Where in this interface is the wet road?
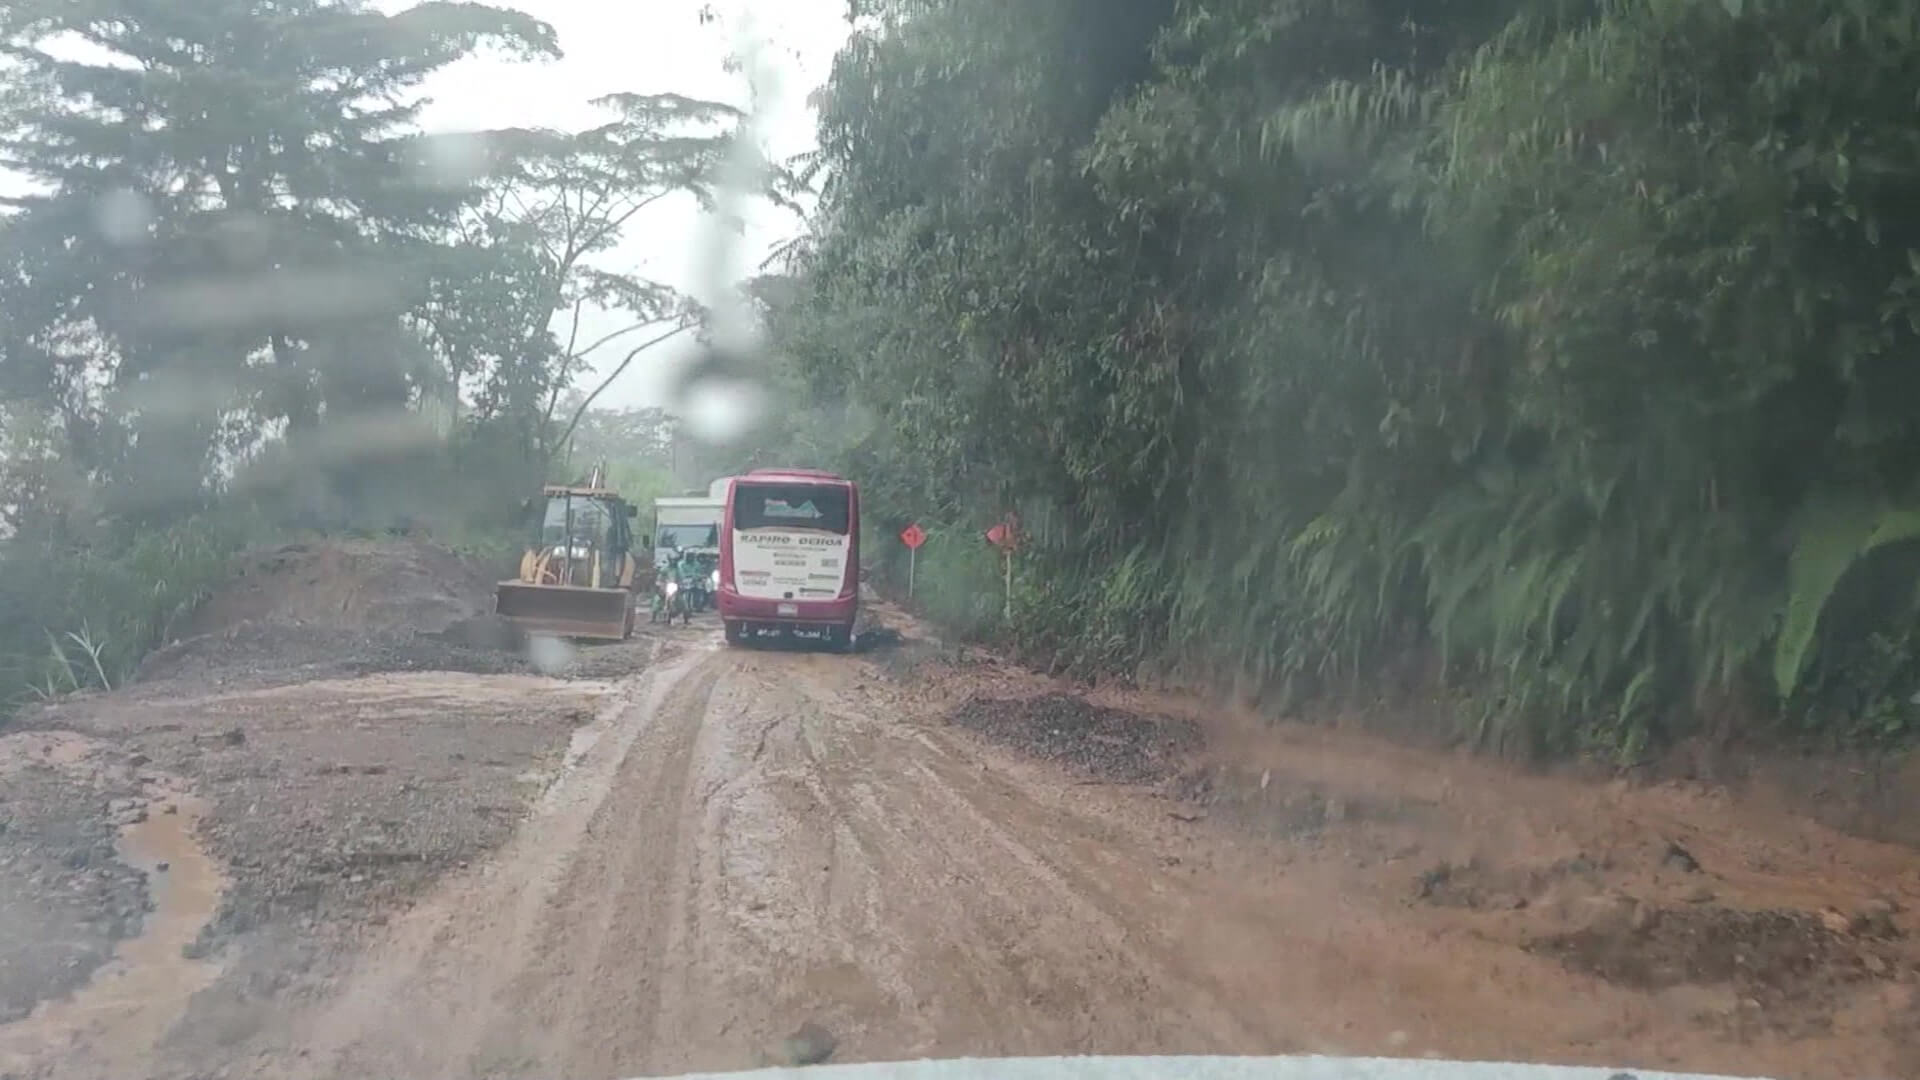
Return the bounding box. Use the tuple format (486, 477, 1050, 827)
(20, 625, 1917, 1080)
(268, 636, 1273, 1078)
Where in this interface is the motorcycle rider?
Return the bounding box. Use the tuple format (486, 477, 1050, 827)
(656, 546, 698, 626)
(652, 546, 685, 623)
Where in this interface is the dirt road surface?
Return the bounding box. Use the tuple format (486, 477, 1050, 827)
(4, 563, 1920, 1077)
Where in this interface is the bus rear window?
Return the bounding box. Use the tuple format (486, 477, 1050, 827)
(733, 484, 850, 534)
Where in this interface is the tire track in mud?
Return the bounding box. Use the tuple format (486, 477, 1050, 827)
(893, 751, 1273, 1052)
(674, 651, 1273, 1063)
(541, 647, 910, 1076)
(514, 643, 732, 1077)
(419, 639, 1291, 1078)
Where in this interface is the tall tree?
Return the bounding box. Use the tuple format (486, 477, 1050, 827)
(424, 93, 763, 460)
(0, 0, 560, 515)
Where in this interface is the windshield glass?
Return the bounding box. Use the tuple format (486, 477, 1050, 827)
(656, 523, 719, 550)
(4, 1, 1909, 1078)
(541, 496, 612, 547)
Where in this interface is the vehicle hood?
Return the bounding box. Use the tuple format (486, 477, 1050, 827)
(634, 1054, 1764, 1080)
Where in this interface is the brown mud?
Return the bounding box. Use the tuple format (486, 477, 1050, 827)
(2, 558, 1919, 1078)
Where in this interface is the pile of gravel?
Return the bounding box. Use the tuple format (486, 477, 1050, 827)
(946, 693, 1201, 783)
(135, 621, 533, 690)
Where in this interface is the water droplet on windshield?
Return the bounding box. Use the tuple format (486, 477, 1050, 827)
(417, 132, 491, 189)
(681, 375, 766, 445)
(94, 188, 152, 245)
(526, 634, 575, 675)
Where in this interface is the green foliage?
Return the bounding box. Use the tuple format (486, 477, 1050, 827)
(754, 0, 1920, 754)
(1777, 500, 1920, 699)
(0, 1, 783, 713)
(1789, 622, 1920, 746)
(885, 523, 1008, 639)
(0, 509, 269, 711)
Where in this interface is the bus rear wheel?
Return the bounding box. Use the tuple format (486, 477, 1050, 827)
(724, 620, 744, 646)
(828, 623, 856, 653)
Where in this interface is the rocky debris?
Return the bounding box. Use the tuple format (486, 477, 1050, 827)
(1169, 764, 1405, 840)
(20, 660, 606, 1066)
(1849, 898, 1901, 938)
(136, 621, 535, 690)
(0, 538, 638, 1068)
(433, 613, 529, 654)
(853, 626, 906, 652)
(1532, 904, 1898, 1027)
(0, 739, 150, 1023)
(946, 693, 1200, 783)
(1661, 840, 1701, 873)
(84, 674, 606, 1051)
(106, 796, 148, 827)
(1413, 854, 1606, 912)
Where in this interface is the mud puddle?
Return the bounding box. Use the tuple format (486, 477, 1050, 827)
(0, 782, 224, 1076)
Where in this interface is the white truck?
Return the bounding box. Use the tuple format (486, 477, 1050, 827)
(650, 477, 729, 569)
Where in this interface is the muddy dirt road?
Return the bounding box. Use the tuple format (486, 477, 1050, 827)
(256, 634, 1267, 1079)
(209, 632, 1920, 1076)
(8, 604, 1920, 1078)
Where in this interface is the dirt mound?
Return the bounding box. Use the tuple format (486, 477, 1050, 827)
(131, 539, 522, 688)
(181, 539, 499, 639)
(1535, 905, 1899, 1027)
(946, 693, 1200, 782)
(135, 622, 532, 688)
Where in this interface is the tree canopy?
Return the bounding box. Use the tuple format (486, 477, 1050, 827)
(756, 0, 1920, 754)
(0, 0, 770, 701)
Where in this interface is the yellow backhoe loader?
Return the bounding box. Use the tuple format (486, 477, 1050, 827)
(494, 466, 642, 640)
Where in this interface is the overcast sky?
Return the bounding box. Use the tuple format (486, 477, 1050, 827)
(393, 0, 851, 409)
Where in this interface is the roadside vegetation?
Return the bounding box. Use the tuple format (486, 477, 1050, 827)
(9, 0, 1920, 762)
(0, 1, 765, 715)
(744, 0, 1920, 757)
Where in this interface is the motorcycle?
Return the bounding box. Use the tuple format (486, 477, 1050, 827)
(650, 573, 692, 627)
(685, 563, 722, 611)
(681, 552, 719, 611)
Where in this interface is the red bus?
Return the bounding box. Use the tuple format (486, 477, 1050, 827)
(717, 468, 861, 650)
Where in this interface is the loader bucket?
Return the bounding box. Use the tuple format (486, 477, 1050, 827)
(494, 581, 633, 641)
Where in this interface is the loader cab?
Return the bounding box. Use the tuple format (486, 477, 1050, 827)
(527, 487, 637, 591)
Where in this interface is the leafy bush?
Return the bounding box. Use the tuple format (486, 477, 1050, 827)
(0, 509, 269, 712)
